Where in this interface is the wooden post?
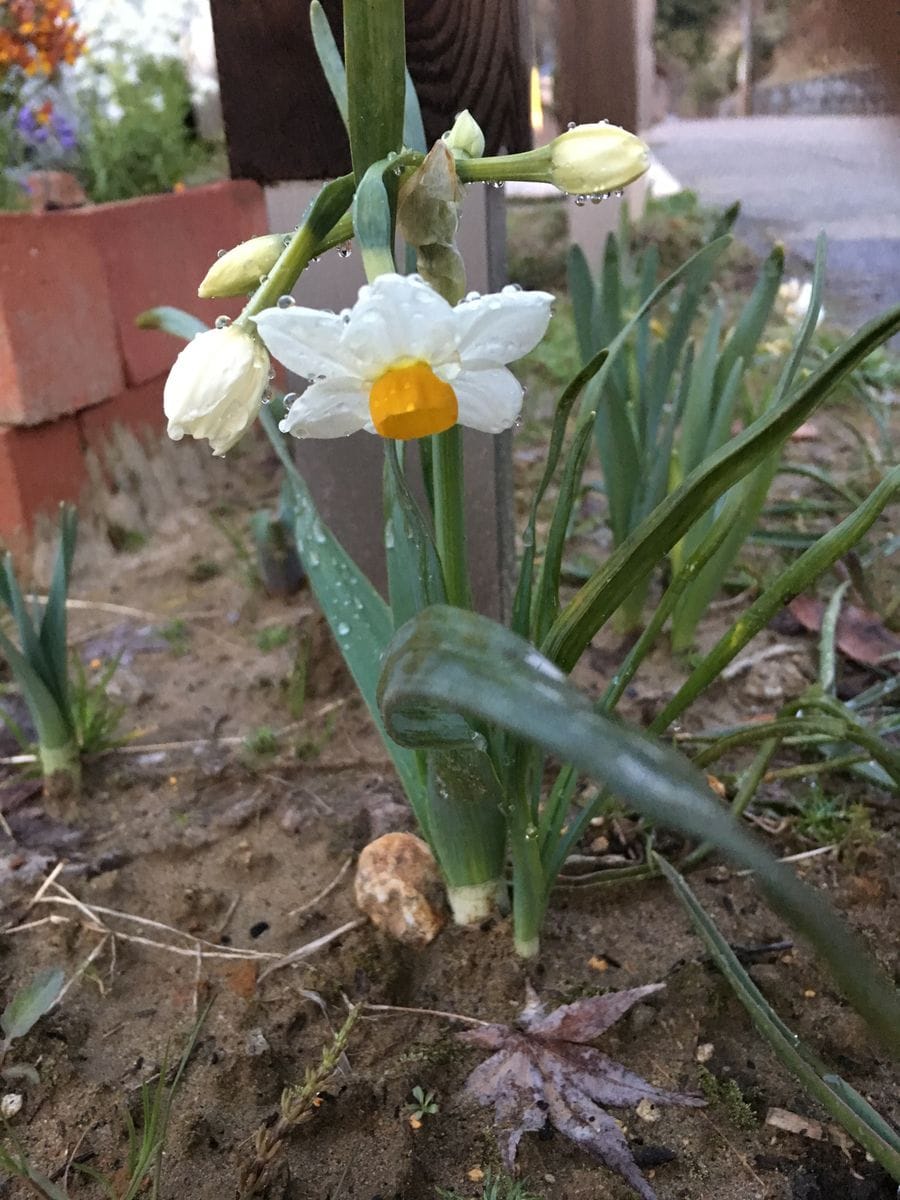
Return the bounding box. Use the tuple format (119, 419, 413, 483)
(208, 0, 531, 616)
(735, 0, 755, 117)
(209, 0, 531, 182)
(556, 0, 657, 133)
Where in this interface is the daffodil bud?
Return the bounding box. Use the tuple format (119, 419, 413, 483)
(549, 122, 650, 196)
(197, 234, 285, 299)
(164, 324, 270, 456)
(443, 109, 485, 160)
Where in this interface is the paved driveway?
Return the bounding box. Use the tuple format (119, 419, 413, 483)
(647, 115, 900, 330)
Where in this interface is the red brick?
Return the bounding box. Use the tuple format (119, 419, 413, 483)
(0, 418, 86, 546)
(79, 180, 268, 387)
(0, 212, 124, 426)
(76, 376, 166, 446)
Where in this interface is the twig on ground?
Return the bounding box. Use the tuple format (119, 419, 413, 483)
(257, 919, 366, 982)
(288, 857, 354, 917)
(358, 1001, 490, 1027)
(722, 643, 796, 681)
(6, 874, 367, 983)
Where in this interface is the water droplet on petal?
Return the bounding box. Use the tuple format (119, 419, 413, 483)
(573, 195, 587, 207)
(336, 621, 350, 637)
(277, 294, 295, 309)
(259, 273, 269, 283)
(567, 120, 577, 130)
(214, 315, 231, 328)
(338, 243, 352, 259)
(216, 248, 226, 258)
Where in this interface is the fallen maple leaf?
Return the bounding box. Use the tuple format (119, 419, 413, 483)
(458, 983, 704, 1200)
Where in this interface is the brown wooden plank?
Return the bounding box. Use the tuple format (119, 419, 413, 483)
(556, 0, 640, 131)
(210, 0, 531, 182)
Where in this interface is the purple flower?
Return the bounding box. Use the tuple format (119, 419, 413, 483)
(53, 113, 77, 151)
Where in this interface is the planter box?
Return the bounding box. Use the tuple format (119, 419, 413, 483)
(0, 179, 268, 545)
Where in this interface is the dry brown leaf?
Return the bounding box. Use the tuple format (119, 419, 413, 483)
(788, 595, 900, 672)
(458, 984, 704, 1199)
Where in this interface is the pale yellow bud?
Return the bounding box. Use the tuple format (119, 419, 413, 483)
(442, 109, 486, 160)
(164, 325, 270, 456)
(549, 122, 650, 196)
(197, 234, 285, 299)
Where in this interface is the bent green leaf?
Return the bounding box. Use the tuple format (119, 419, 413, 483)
(378, 605, 900, 1054)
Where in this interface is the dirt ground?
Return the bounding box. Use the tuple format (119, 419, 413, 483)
(0, 389, 897, 1200)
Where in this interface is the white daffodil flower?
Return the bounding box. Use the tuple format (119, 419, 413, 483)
(253, 273, 553, 441)
(164, 324, 270, 456)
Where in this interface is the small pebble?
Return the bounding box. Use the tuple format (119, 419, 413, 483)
(695, 1042, 715, 1063)
(636, 1097, 662, 1123)
(244, 1028, 270, 1057)
(354, 832, 445, 946)
(1, 1094, 23, 1118)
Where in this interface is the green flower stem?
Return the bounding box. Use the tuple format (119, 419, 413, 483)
(510, 817, 546, 958)
(240, 174, 356, 322)
(432, 426, 472, 609)
(456, 148, 555, 185)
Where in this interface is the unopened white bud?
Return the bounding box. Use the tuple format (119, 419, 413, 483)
(198, 235, 285, 298)
(443, 109, 486, 160)
(164, 325, 270, 456)
(549, 122, 650, 196)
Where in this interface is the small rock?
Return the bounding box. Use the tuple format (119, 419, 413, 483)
(636, 1097, 661, 1123)
(280, 806, 305, 834)
(244, 1028, 270, 1057)
(354, 833, 446, 946)
(695, 1042, 715, 1063)
(1, 1094, 23, 1118)
(766, 1107, 823, 1140)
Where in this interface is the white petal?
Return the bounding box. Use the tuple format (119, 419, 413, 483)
(341, 274, 457, 377)
(252, 307, 357, 381)
(453, 368, 523, 434)
(453, 287, 554, 369)
(279, 378, 370, 439)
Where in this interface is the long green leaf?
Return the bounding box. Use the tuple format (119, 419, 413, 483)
(712, 244, 783, 398)
(344, 0, 405, 182)
(0, 625, 71, 749)
(657, 857, 900, 1177)
(544, 302, 900, 671)
(377, 605, 900, 1054)
(259, 407, 426, 816)
(383, 442, 446, 628)
(567, 244, 596, 362)
(510, 347, 608, 640)
(310, 0, 349, 126)
(656, 465, 900, 731)
(38, 505, 77, 718)
(1, 967, 64, 1041)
